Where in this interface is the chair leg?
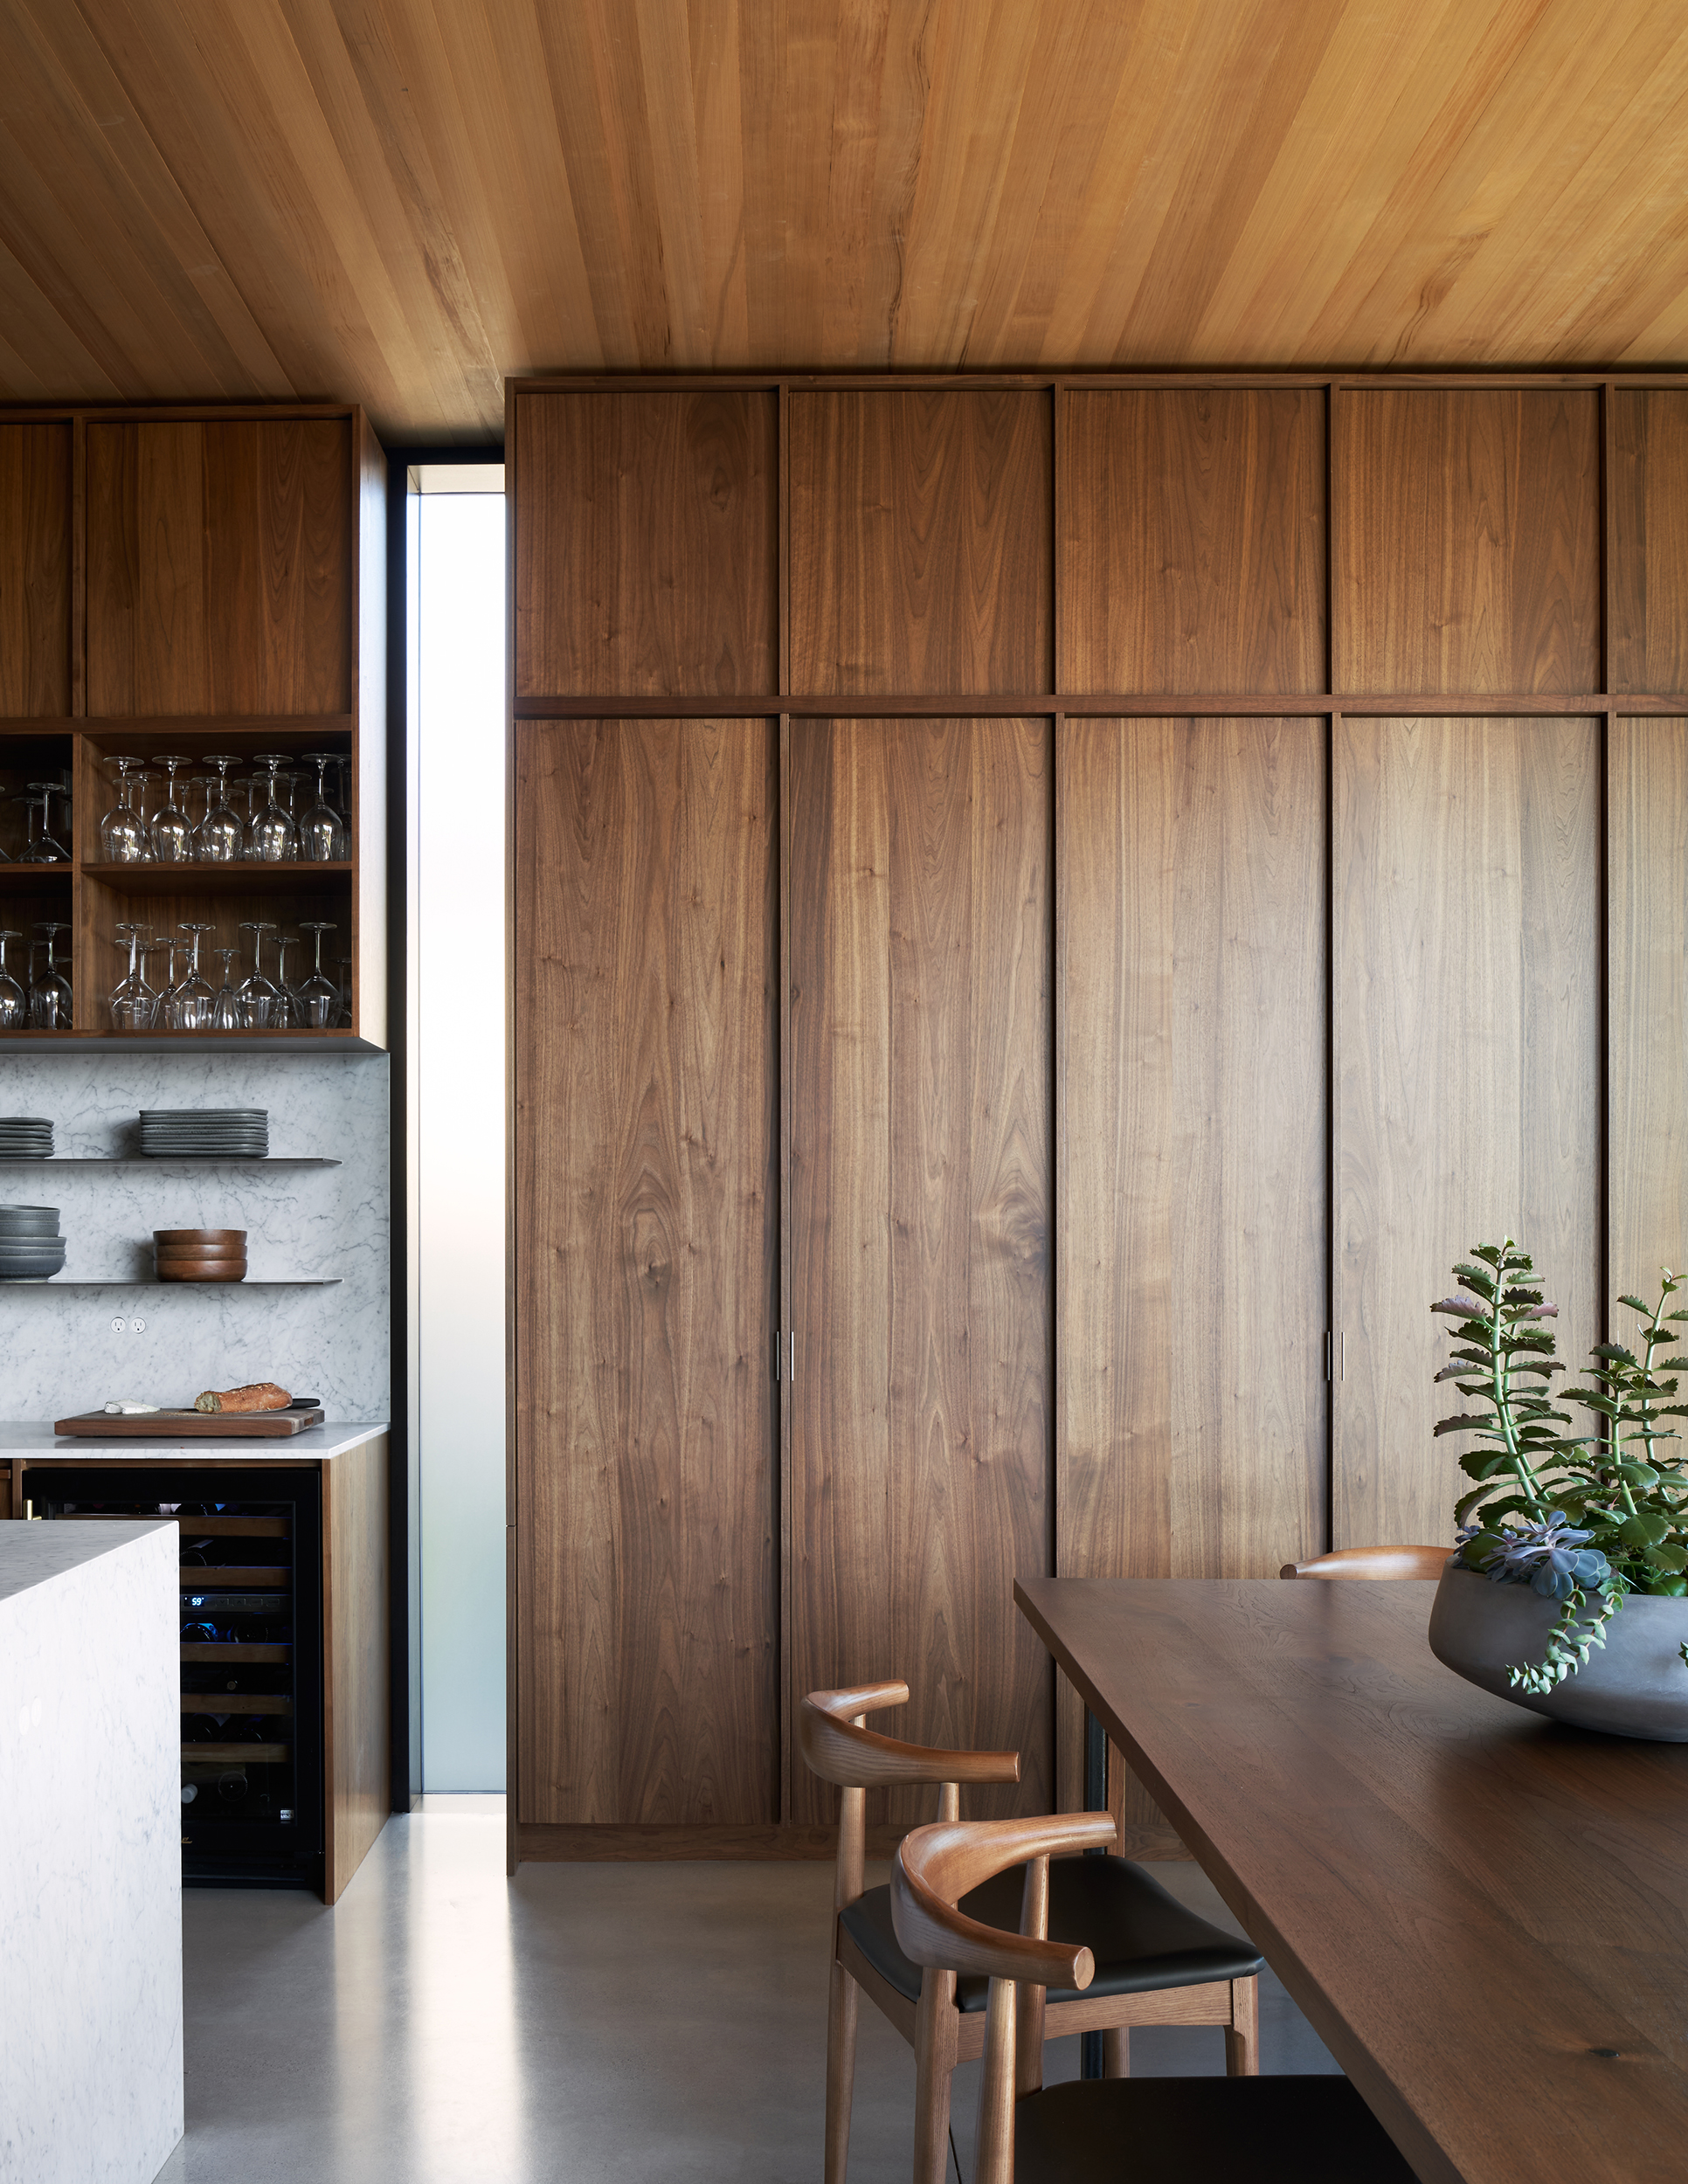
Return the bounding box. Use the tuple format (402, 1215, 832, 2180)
(824, 1959, 859, 2183)
(1223, 1974, 1260, 2077)
(1102, 2025, 1131, 2078)
(911, 1968, 958, 2184)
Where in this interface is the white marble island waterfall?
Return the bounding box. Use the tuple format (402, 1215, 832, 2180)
(0, 1521, 183, 2184)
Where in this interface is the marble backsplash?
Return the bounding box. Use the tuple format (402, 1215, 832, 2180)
(0, 1053, 390, 1420)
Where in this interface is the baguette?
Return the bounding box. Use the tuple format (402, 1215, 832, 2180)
(194, 1381, 292, 1414)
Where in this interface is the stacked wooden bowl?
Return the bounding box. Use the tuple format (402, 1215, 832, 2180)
(155, 1227, 247, 1283)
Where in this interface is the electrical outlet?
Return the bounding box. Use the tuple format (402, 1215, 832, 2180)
(110, 1317, 125, 1332)
(130, 1318, 146, 1334)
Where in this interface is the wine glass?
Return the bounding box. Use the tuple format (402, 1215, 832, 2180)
(237, 921, 280, 1027)
(300, 754, 347, 861)
(18, 783, 71, 862)
(164, 923, 216, 1031)
(246, 757, 297, 863)
(109, 923, 156, 1030)
(149, 756, 193, 862)
(211, 949, 242, 1032)
(296, 921, 339, 1027)
(336, 955, 354, 1028)
(196, 756, 246, 864)
(272, 932, 301, 1030)
(100, 757, 149, 863)
(29, 922, 73, 1028)
(0, 930, 24, 1027)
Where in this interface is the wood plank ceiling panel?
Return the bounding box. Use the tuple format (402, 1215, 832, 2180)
(3, 2, 1688, 439)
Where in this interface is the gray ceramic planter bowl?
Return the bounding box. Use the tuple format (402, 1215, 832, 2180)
(1429, 1564, 1688, 1740)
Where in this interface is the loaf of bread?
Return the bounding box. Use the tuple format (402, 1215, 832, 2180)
(194, 1382, 292, 1414)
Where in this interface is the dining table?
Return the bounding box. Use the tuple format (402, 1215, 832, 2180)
(1013, 1573, 1688, 2184)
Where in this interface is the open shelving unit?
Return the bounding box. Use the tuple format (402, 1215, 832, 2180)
(0, 404, 386, 1052)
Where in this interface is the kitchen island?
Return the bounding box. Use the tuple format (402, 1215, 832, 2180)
(0, 1519, 183, 2184)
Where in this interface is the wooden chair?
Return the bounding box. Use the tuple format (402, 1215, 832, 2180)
(1279, 1545, 1449, 1580)
(801, 1681, 1263, 2184)
(891, 1811, 1418, 2183)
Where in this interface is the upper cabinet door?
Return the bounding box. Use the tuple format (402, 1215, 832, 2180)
(0, 424, 72, 717)
(1611, 393, 1688, 695)
(788, 390, 1053, 695)
(1058, 390, 1326, 695)
(86, 420, 351, 715)
(1333, 390, 1600, 695)
(515, 390, 776, 699)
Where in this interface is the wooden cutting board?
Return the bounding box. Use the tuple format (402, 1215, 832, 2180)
(53, 1405, 326, 1437)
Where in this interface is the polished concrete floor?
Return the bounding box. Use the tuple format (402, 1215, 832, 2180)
(156, 1801, 1338, 2182)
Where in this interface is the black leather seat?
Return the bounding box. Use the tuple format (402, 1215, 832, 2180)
(1012, 2073, 1417, 2181)
(841, 1853, 1263, 2012)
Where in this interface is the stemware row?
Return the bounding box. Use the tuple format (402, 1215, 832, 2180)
(99, 753, 349, 866)
(3, 779, 73, 863)
(109, 919, 350, 1031)
(0, 923, 72, 1027)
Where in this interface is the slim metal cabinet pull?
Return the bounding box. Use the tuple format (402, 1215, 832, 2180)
(789, 1331, 796, 1384)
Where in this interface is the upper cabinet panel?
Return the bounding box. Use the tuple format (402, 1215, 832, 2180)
(1058, 390, 1325, 695)
(1333, 390, 1599, 695)
(0, 423, 72, 716)
(1611, 392, 1688, 695)
(788, 390, 1052, 695)
(86, 421, 351, 716)
(515, 390, 775, 698)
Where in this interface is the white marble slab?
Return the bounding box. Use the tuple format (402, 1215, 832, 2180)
(0, 1053, 390, 1420)
(0, 1520, 183, 2183)
(0, 1420, 388, 1462)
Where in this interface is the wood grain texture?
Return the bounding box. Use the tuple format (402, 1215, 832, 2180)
(11, 8, 1688, 430)
(515, 716, 777, 1826)
(322, 1432, 390, 1905)
(788, 390, 1052, 695)
(1333, 390, 1600, 694)
(0, 424, 71, 715)
(515, 390, 775, 696)
(1611, 393, 1688, 695)
(1016, 1575, 1688, 2184)
(1058, 392, 1325, 694)
(1333, 715, 1600, 1551)
(1609, 717, 1688, 1310)
(788, 716, 1052, 1830)
(85, 419, 351, 715)
(1056, 717, 1325, 1804)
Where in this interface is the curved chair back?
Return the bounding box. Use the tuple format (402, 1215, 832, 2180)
(799, 1682, 1021, 1792)
(1279, 1545, 1449, 1581)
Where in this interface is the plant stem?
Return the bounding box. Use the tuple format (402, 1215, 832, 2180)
(1491, 1265, 1548, 1516)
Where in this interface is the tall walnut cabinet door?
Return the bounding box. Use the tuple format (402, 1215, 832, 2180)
(1056, 717, 1327, 1812)
(515, 717, 778, 1828)
(787, 716, 1054, 1827)
(1333, 717, 1601, 1551)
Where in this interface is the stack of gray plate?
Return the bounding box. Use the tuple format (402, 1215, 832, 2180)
(0, 1205, 65, 1280)
(0, 1116, 53, 1158)
(137, 1109, 268, 1158)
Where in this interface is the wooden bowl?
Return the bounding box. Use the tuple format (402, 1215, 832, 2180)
(156, 1241, 246, 1261)
(155, 1227, 246, 1247)
(155, 1258, 247, 1283)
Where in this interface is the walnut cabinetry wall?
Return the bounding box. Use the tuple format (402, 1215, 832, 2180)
(510, 373, 1688, 1858)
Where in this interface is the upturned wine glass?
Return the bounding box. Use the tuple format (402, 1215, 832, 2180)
(296, 921, 339, 1027)
(196, 756, 246, 864)
(336, 955, 354, 1028)
(18, 783, 71, 862)
(109, 923, 156, 1031)
(100, 757, 149, 863)
(29, 922, 73, 1028)
(246, 756, 297, 863)
(0, 930, 24, 1027)
(300, 754, 348, 861)
(149, 756, 193, 862)
(237, 922, 280, 1027)
(164, 922, 217, 1030)
(272, 932, 301, 1030)
(211, 949, 242, 1032)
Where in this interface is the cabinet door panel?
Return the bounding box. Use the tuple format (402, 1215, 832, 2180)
(86, 420, 350, 715)
(1057, 716, 1326, 1808)
(0, 423, 71, 715)
(1610, 718, 1688, 1296)
(788, 716, 1052, 1827)
(1334, 390, 1599, 695)
(1611, 394, 1688, 694)
(1334, 716, 1600, 1549)
(515, 717, 777, 1826)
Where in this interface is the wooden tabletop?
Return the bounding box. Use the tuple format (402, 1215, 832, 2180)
(1014, 1576, 1688, 2184)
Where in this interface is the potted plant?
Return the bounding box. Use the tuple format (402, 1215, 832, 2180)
(1426, 1238, 1688, 1739)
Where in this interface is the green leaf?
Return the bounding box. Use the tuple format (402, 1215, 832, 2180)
(1615, 1462, 1661, 1486)
(1618, 1296, 1651, 1315)
(1594, 1344, 1640, 1365)
(1454, 1267, 1497, 1299)
(1620, 1512, 1674, 1548)
(1435, 1414, 1498, 1437)
(1649, 1545, 1688, 1574)
(1470, 1245, 1505, 1267)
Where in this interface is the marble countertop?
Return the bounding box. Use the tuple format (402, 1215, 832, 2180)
(0, 1517, 176, 1603)
(0, 1420, 388, 1462)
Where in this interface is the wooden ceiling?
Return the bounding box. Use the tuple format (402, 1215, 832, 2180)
(3, 1, 1687, 440)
